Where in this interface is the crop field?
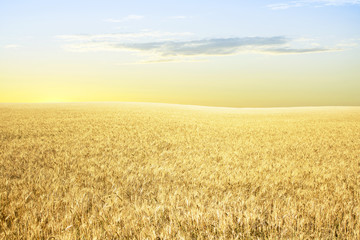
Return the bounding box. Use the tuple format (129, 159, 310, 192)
(0, 103, 360, 239)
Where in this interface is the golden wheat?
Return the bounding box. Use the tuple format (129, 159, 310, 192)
(1, 103, 359, 239)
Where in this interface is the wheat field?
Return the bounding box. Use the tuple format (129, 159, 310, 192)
(0, 103, 359, 239)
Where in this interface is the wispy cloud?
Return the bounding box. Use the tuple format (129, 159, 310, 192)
(268, 2, 303, 9)
(103, 15, 144, 23)
(4, 44, 21, 49)
(336, 38, 360, 48)
(265, 47, 339, 54)
(268, 0, 360, 10)
(59, 36, 291, 55)
(57, 31, 193, 42)
(124, 58, 208, 65)
(57, 31, 343, 63)
(118, 37, 289, 56)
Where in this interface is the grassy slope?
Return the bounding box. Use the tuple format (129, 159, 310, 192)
(1, 103, 360, 239)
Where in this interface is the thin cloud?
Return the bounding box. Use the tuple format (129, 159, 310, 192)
(268, 2, 302, 9)
(268, 0, 360, 9)
(61, 36, 289, 55)
(265, 47, 339, 54)
(135, 58, 208, 64)
(336, 38, 360, 48)
(119, 37, 289, 56)
(4, 44, 21, 49)
(57, 33, 343, 61)
(56, 31, 193, 42)
(103, 15, 144, 23)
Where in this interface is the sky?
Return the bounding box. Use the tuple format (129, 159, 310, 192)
(0, 0, 359, 107)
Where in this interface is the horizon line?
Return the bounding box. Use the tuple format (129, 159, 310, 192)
(0, 101, 359, 110)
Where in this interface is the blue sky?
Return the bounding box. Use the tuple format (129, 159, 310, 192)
(1, 0, 359, 106)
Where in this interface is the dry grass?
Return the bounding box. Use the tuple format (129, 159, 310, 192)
(1, 102, 360, 239)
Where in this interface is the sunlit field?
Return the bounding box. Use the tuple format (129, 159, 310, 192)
(1, 103, 359, 239)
